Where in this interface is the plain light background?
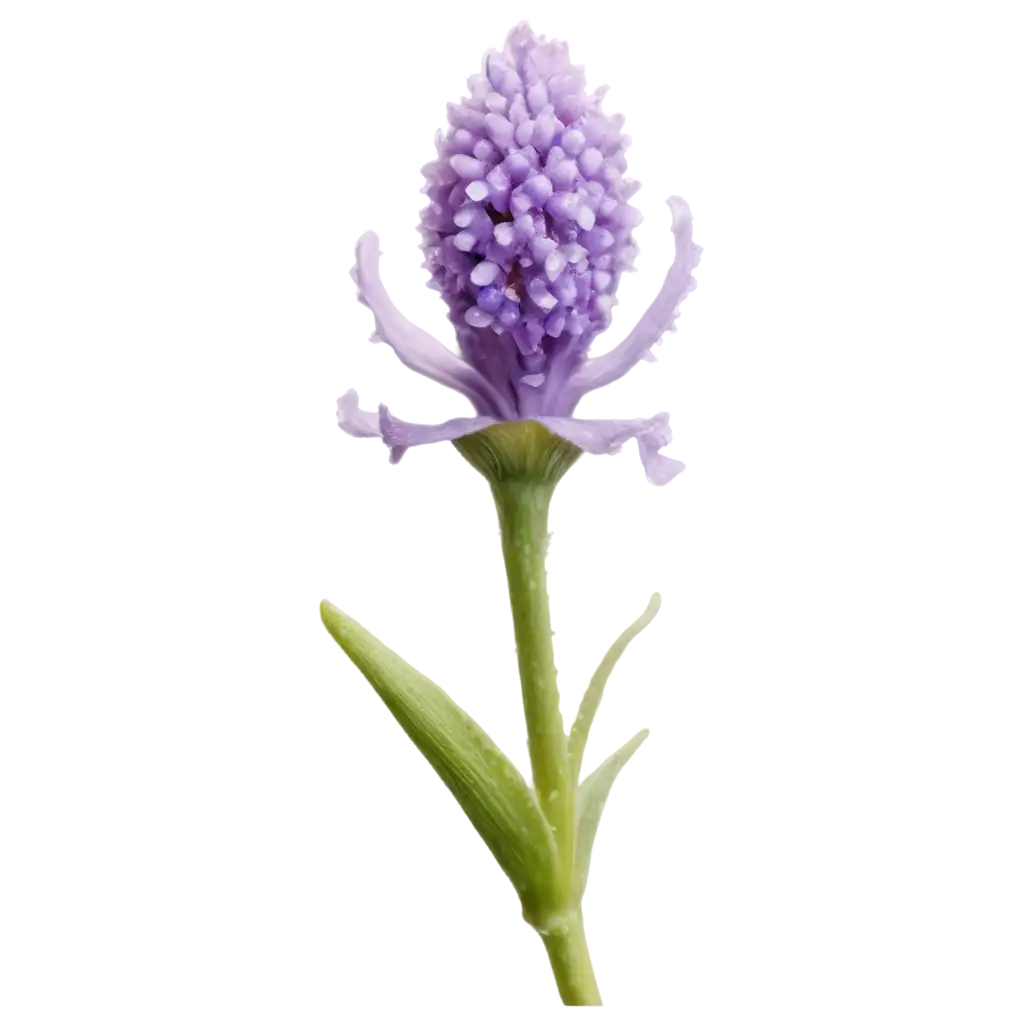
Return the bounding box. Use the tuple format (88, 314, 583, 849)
(2, 6, 544, 1015)
(2, 9, 1024, 1024)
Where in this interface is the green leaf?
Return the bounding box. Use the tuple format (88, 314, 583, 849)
(574, 729, 649, 900)
(320, 599, 560, 923)
(568, 594, 661, 786)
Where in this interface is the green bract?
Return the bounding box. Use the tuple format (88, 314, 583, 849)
(317, 598, 561, 925)
(575, 729, 650, 901)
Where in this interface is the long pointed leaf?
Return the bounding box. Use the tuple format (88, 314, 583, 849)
(568, 594, 660, 785)
(320, 599, 559, 921)
(574, 728, 649, 900)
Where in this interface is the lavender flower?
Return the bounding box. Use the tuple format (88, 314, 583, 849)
(338, 22, 701, 484)
(322, 28, 701, 1004)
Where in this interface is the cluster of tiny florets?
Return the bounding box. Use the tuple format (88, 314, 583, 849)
(418, 23, 642, 379)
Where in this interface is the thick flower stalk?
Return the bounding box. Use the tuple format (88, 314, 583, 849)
(322, 24, 701, 1006)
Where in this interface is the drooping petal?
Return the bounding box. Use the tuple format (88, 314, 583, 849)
(537, 412, 685, 485)
(565, 197, 702, 404)
(352, 232, 515, 418)
(335, 380, 387, 436)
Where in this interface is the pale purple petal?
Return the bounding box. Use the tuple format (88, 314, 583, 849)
(335, 382, 499, 462)
(565, 197, 702, 404)
(352, 232, 514, 418)
(537, 413, 685, 485)
(337, 389, 382, 438)
(380, 407, 499, 456)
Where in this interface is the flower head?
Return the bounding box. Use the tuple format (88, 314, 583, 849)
(339, 23, 701, 484)
(420, 23, 643, 392)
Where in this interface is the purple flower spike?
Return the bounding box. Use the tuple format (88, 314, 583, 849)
(338, 23, 701, 483)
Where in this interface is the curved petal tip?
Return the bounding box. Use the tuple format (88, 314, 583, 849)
(537, 412, 686, 485)
(335, 394, 499, 467)
(346, 231, 511, 418)
(565, 196, 702, 402)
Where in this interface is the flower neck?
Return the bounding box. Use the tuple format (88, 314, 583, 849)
(452, 420, 583, 488)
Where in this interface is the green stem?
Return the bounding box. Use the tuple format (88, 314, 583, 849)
(454, 423, 598, 1004)
(491, 478, 601, 1006)
(540, 911, 603, 1006)
(492, 480, 570, 848)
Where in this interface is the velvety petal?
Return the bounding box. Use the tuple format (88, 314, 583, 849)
(537, 413, 685, 485)
(352, 232, 515, 418)
(565, 197, 702, 404)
